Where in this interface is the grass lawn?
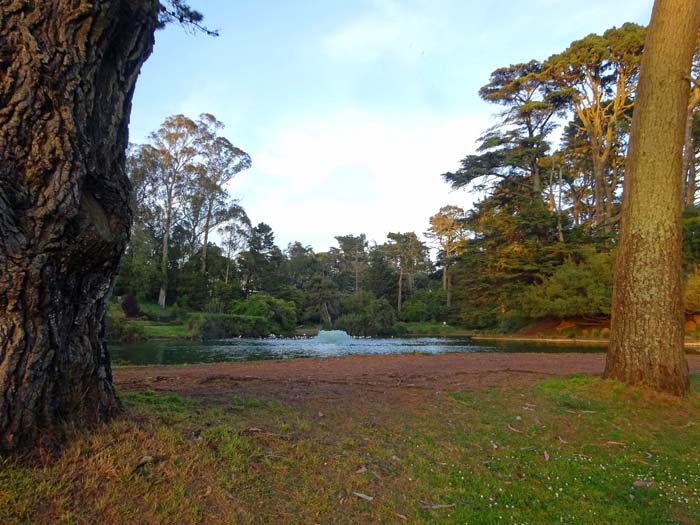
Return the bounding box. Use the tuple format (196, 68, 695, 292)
(401, 322, 473, 336)
(3, 374, 700, 524)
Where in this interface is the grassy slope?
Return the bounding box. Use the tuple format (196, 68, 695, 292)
(4, 375, 700, 524)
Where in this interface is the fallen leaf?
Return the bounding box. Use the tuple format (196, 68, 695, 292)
(633, 479, 654, 488)
(490, 440, 499, 449)
(353, 492, 374, 502)
(355, 465, 368, 474)
(544, 450, 550, 462)
(395, 513, 408, 521)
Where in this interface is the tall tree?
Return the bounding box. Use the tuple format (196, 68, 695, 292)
(386, 232, 427, 314)
(334, 234, 369, 293)
(0, 0, 209, 451)
(606, 0, 700, 396)
(426, 206, 466, 307)
(195, 114, 251, 273)
(146, 115, 200, 308)
(545, 24, 645, 228)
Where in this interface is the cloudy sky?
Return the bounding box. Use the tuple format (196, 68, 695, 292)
(130, 0, 653, 251)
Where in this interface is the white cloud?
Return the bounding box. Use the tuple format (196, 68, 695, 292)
(229, 110, 489, 251)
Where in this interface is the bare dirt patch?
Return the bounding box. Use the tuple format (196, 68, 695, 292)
(114, 352, 700, 410)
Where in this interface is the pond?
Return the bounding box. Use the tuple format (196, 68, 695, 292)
(109, 333, 603, 366)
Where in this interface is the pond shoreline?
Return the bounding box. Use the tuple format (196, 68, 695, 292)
(472, 334, 700, 349)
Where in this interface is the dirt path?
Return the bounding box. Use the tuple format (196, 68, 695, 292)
(114, 353, 700, 407)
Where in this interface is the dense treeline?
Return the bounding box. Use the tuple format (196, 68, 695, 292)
(115, 116, 445, 335)
(439, 22, 700, 331)
(116, 22, 700, 336)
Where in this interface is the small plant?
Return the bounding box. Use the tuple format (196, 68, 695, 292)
(562, 327, 577, 339)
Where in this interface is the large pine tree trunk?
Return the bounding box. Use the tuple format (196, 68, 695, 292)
(0, 0, 159, 451)
(606, 0, 700, 396)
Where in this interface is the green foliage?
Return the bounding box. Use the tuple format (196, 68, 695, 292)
(685, 266, 700, 314)
(521, 250, 613, 318)
(400, 289, 448, 323)
(105, 314, 147, 343)
(334, 291, 398, 336)
(399, 298, 429, 323)
(683, 212, 700, 270)
(187, 313, 270, 339)
(113, 224, 161, 301)
(231, 292, 297, 335)
(499, 314, 528, 334)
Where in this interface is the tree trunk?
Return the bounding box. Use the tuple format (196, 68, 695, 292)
(397, 268, 403, 315)
(683, 104, 696, 206)
(446, 271, 453, 309)
(606, 0, 700, 396)
(0, 0, 158, 451)
(592, 157, 606, 228)
(201, 198, 213, 273)
(158, 201, 172, 308)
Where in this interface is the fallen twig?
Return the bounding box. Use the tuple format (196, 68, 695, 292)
(507, 424, 524, 434)
(420, 502, 456, 510)
(353, 492, 374, 502)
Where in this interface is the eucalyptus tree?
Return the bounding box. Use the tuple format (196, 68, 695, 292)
(606, 0, 700, 396)
(334, 234, 369, 293)
(145, 114, 201, 307)
(386, 232, 428, 314)
(195, 114, 251, 272)
(0, 1, 212, 450)
(219, 214, 251, 286)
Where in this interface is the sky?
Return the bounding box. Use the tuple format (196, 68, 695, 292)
(130, 0, 654, 252)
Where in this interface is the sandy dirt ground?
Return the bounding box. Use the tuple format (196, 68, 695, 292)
(114, 353, 700, 409)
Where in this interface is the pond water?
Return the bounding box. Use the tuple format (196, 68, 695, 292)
(110, 334, 603, 366)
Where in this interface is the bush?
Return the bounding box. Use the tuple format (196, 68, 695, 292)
(231, 293, 297, 335)
(187, 313, 270, 340)
(499, 314, 528, 334)
(120, 293, 140, 318)
(105, 314, 146, 343)
(521, 251, 613, 319)
(334, 291, 398, 336)
(685, 266, 700, 314)
(400, 299, 429, 323)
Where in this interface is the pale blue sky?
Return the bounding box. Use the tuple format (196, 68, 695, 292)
(130, 0, 653, 251)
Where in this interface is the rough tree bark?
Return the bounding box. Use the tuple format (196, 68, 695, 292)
(0, 0, 159, 451)
(606, 0, 700, 396)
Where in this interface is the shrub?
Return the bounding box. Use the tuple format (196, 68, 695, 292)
(120, 293, 140, 318)
(187, 313, 270, 340)
(684, 266, 700, 314)
(231, 293, 297, 335)
(334, 291, 398, 336)
(500, 314, 528, 334)
(105, 314, 146, 343)
(400, 299, 429, 323)
(521, 251, 613, 319)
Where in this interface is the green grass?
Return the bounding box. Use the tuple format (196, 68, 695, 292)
(3, 375, 700, 524)
(139, 322, 189, 339)
(401, 321, 472, 336)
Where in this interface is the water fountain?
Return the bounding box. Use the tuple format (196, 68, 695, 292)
(313, 330, 354, 344)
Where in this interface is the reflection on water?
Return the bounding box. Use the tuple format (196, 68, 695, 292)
(109, 337, 603, 366)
